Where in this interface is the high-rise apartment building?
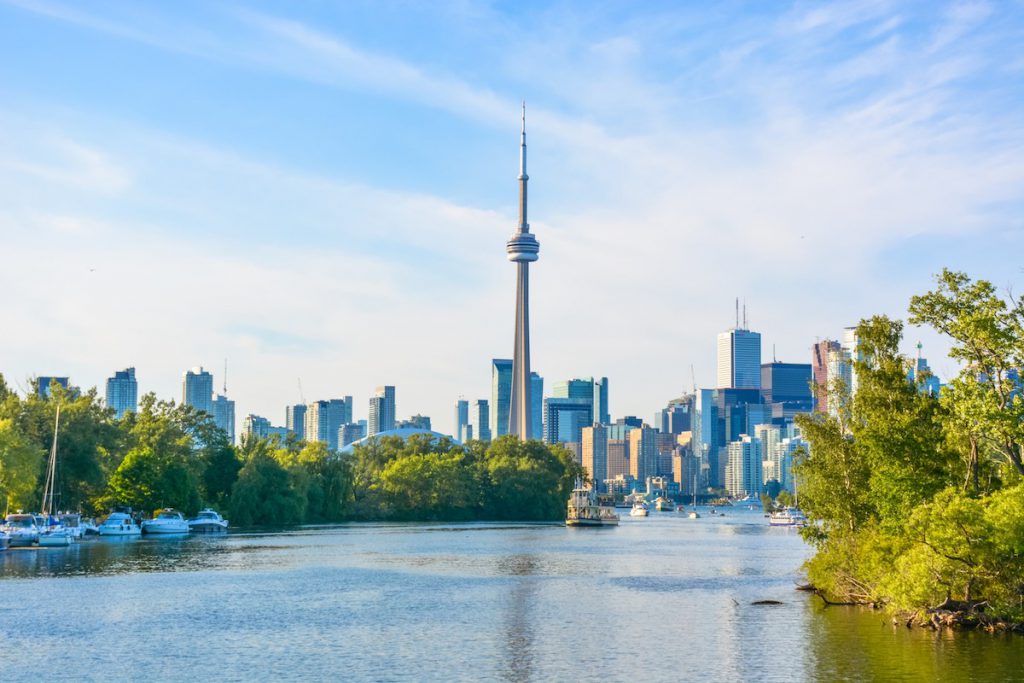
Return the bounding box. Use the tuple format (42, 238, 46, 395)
(628, 425, 659, 484)
(812, 340, 840, 413)
(717, 327, 762, 389)
(368, 386, 396, 436)
(285, 404, 306, 439)
(581, 424, 607, 491)
(490, 359, 512, 439)
(211, 394, 235, 444)
(105, 368, 138, 418)
(471, 399, 491, 442)
(339, 422, 366, 448)
(306, 397, 353, 449)
(725, 435, 763, 498)
(454, 399, 470, 442)
(841, 327, 860, 397)
(182, 367, 214, 415)
(242, 414, 288, 442)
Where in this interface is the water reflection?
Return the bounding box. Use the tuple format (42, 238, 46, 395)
(501, 554, 539, 683)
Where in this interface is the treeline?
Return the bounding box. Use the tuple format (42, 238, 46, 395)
(795, 269, 1024, 626)
(0, 386, 582, 524)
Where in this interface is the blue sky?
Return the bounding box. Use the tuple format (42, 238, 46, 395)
(1, 0, 1022, 435)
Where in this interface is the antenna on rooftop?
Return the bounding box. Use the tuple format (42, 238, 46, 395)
(223, 358, 228, 395)
(743, 299, 748, 330)
(735, 297, 739, 328)
(690, 364, 697, 394)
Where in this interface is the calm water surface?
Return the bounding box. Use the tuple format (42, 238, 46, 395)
(1, 508, 1020, 682)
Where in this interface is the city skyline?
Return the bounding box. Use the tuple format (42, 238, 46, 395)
(1, 2, 1022, 434)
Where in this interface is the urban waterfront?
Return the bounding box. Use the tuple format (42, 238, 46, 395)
(2, 511, 1019, 682)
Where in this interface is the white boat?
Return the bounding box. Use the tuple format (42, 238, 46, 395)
(654, 497, 674, 512)
(98, 511, 141, 536)
(629, 501, 649, 517)
(38, 525, 73, 547)
(141, 509, 189, 534)
(2, 513, 40, 546)
(566, 481, 619, 527)
(688, 510, 701, 519)
(57, 513, 85, 539)
(188, 508, 229, 533)
(768, 507, 807, 527)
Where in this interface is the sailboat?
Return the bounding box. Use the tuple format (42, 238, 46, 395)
(688, 474, 700, 518)
(38, 406, 72, 547)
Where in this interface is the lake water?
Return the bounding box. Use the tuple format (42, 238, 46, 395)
(1, 508, 1020, 681)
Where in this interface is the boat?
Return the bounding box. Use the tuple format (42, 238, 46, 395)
(141, 509, 189, 534)
(37, 406, 73, 547)
(683, 475, 700, 518)
(565, 481, 620, 527)
(2, 513, 40, 546)
(0, 530, 9, 551)
(629, 501, 649, 517)
(768, 507, 807, 527)
(654, 496, 674, 512)
(98, 511, 141, 536)
(188, 508, 229, 533)
(688, 510, 701, 519)
(57, 513, 86, 539)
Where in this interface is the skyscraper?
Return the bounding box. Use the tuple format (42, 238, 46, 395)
(490, 359, 512, 439)
(368, 385, 396, 436)
(581, 424, 608, 492)
(285, 404, 306, 439)
(552, 376, 609, 427)
(542, 397, 592, 445)
(530, 372, 543, 440)
(307, 397, 354, 449)
(717, 326, 762, 389)
(211, 394, 235, 444)
(105, 367, 138, 418)
(454, 399, 470, 442)
(36, 376, 70, 399)
(506, 104, 540, 441)
(182, 367, 214, 415)
(471, 399, 491, 442)
(761, 362, 813, 411)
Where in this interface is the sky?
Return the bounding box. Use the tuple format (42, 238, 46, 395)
(1, 0, 1022, 436)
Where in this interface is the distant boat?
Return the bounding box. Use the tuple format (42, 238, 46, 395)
(141, 509, 189, 535)
(565, 481, 619, 527)
(629, 501, 649, 517)
(768, 507, 807, 527)
(188, 509, 229, 533)
(0, 530, 8, 551)
(654, 497, 674, 512)
(98, 511, 141, 537)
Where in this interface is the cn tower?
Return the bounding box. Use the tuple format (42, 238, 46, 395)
(506, 103, 540, 441)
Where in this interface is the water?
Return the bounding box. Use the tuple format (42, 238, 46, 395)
(1, 509, 1020, 682)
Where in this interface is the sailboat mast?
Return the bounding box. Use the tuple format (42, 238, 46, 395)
(42, 405, 61, 516)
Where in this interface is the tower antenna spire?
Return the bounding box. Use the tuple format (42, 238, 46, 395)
(223, 357, 228, 395)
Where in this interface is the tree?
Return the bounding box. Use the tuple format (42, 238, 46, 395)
(102, 447, 201, 514)
(0, 419, 45, 513)
(480, 437, 583, 521)
(229, 452, 306, 527)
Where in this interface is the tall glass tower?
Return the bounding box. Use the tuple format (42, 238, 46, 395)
(506, 103, 540, 441)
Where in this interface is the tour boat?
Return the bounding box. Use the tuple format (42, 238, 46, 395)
(768, 507, 807, 527)
(141, 509, 190, 534)
(2, 513, 40, 546)
(565, 481, 620, 527)
(629, 501, 649, 517)
(188, 508, 229, 533)
(97, 511, 141, 536)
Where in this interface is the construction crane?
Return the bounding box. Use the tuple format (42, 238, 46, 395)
(690, 364, 697, 394)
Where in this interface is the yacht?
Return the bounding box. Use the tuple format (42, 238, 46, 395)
(57, 513, 85, 539)
(629, 501, 649, 517)
(141, 509, 189, 535)
(98, 511, 141, 537)
(566, 481, 619, 527)
(2, 513, 40, 547)
(188, 508, 229, 533)
(768, 507, 808, 527)
(38, 517, 73, 547)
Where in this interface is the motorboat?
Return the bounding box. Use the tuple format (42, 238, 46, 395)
(2, 513, 40, 546)
(57, 513, 85, 539)
(629, 501, 649, 517)
(188, 508, 229, 533)
(654, 497, 674, 512)
(688, 509, 701, 519)
(768, 507, 808, 527)
(98, 512, 141, 536)
(566, 481, 619, 527)
(38, 524, 73, 547)
(0, 530, 9, 550)
(141, 509, 189, 534)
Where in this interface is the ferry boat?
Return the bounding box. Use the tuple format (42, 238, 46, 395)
(566, 481, 619, 527)
(629, 501, 649, 517)
(141, 509, 190, 535)
(188, 508, 229, 533)
(768, 507, 807, 527)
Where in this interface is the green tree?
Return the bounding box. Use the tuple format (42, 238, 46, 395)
(102, 446, 201, 514)
(229, 451, 306, 526)
(480, 437, 583, 521)
(0, 418, 45, 513)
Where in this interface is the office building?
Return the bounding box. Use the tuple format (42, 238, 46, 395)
(506, 104, 541, 441)
(36, 376, 70, 399)
(531, 372, 543, 440)
(605, 423, 635, 483)
(656, 395, 693, 435)
(368, 385, 396, 436)
(105, 368, 138, 418)
(628, 425, 659, 483)
(842, 327, 860, 397)
(182, 367, 214, 415)
(491, 359, 512, 440)
(471, 399, 491, 442)
(717, 326, 762, 389)
(908, 343, 942, 396)
(761, 362, 813, 411)
(211, 394, 235, 444)
(543, 397, 593, 445)
(285, 404, 306, 439)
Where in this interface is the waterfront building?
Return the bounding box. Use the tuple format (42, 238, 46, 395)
(339, 422, 366, 447)
(285, 404, 306, 439)
(368, 385, 396, 436)
(182, 367, 214, 415)
(506, 104, 540, 441)
(717, 324, 762, 390)
(628, 425, 659, 483)
(812, 340, 840, 413)
(471, 399, 491, 442)
(105, 367, 137, 418)
(454, 399, 469, 442)
(531, 372, 543, 440)
(211, 394, 235, 444)
(36, 376, 70, 399)
(581, 424, 608, 491)
(725, 435, 763, 498)
(490, 359, 512, 440)
(543, 397, 592, 445)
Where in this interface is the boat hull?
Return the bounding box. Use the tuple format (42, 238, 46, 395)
(7, 532, 39, 547)
(566, 517, 619, 527)
(188, 522, 227, 533)
(38, 533, 73, 547)
(0, 534, 9, 550)
(98, 527, 141, 536)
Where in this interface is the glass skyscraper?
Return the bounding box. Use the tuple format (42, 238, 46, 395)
(490, 359, 512, 439)
(530, 372, 543, 440)
(368, 385, 396, 436)
(211, 394, 235, 444)
(471, 399, 490, 442)
(717, 329, 761, 389)
(105, 367, 138, 418)
(182, 367, 214, 415)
